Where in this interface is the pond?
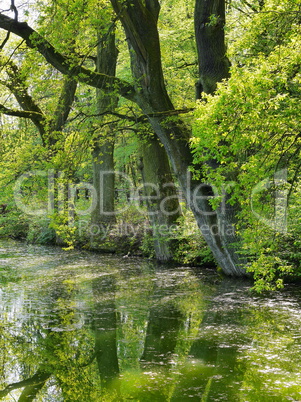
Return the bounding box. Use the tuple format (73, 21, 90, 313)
(0, 239, 301, 401)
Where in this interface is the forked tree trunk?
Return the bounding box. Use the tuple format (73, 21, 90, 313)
(110, 0, 246, 276)
(92, 24, 181, 262)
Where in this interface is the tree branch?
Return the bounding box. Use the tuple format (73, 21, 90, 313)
(48, 77, 77, 134)
(0, 103, 44, 119)
(0, 30, 10, 49)
(1, 58, 47, 139)
(10, 0, 18, 21)
(0, 371, 51, 398)
(176, 60, 198, 70)
(241, 0, 260, 13)
(0, 13, 136, 101)
(77, 107, 194, 123)
(1, 57, 76, 148)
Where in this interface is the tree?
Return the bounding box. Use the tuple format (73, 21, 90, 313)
(91, 25, 119, 229)
(90, 19, 181, 262)
(192, 0, 301, 289)
(0, 0, 248, 275)
(109, 0, 246, 275)
(0, 57, 77, 151)
(139, 134, 181, 261)
(194, 0, 230, 96)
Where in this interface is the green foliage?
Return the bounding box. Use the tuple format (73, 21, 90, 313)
(159, 0, 196, 107)
(192, 0, 301, 290)
(227, 0, 301, 62)
(26, 217, 56, 245)
(0, 210, 30, 240)
(49, 212, 77, 249)
(171, 209, 215, 266)
(140, 232, 156, 259)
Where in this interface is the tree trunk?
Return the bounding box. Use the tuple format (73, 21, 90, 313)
(194, 0, 246, 274)
(110, 0, 246, 276)
(91, 29, 119, 230)
(194, 0, 230, 96)
(140, 135, 181, 262)
(18, 374, 50, 402)
(48, 77, 77, 147)
(92, 141, 115, 226)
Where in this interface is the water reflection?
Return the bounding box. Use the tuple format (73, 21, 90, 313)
(0, 240, 301, 401)
(92, 274, 119, 393)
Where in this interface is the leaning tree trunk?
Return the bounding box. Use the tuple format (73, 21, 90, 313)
(194, 0, 247, 273)
(110, 0, 246, 276)
(140, 134, 181, 262)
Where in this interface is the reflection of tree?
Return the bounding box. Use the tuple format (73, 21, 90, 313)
(171, 279, 248, 401)
(0, 370, 50, 400)
(175, 338, 243, 401)
(117, 269, 209, 401)
(141, 303, 184, 365)
(3, 260, 262, 401)
(138, 301, 185, 401)
(116, 267, 153, 372)
(0, 305, 54, 400)
(170, 279, 301, 401)
(2, 256, 301, 401)
(2, 265, 250, 402)
(91, 274, 119, 392)
(238, 302, 301, 401)
(0, 269, 122, 401)
(0, 280, 98, 401)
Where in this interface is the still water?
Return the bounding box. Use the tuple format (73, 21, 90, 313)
(0, 240, 301, 401)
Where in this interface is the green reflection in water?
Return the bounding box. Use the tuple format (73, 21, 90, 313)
(0, 240, 301, 401)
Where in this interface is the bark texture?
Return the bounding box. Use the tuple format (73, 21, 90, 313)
(140, 135, 181, 261)
(194, 0, 230, 96)
(91, 29, 118, 228)
(110, 0, 246, 275)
